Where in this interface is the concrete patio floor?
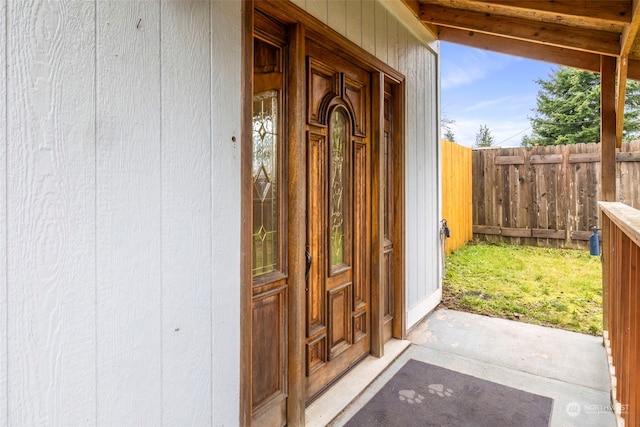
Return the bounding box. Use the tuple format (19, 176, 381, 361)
(308, 308, 615, 426)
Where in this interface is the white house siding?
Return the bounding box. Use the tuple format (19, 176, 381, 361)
(1, 1, 240, 425)
(295, 0, 442, 328)
(0, 0, 6, 423)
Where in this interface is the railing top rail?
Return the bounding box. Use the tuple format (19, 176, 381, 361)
(599, 201, 640, 248)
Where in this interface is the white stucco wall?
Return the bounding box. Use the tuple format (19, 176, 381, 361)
(294, 0, 442, 327)
(0, 1, 240, 424)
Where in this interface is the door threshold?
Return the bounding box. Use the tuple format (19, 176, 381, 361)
(305, 339, 411, 427)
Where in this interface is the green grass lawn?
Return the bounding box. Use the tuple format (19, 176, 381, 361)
(442, 241, 603, 335)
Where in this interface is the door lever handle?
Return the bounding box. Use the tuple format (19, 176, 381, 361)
(305, 250, 312, 280)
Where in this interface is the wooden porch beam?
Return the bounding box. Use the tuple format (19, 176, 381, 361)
(626, 58, 640, 81)
(418, 0, 631, 28)
(478, 1, 632, 25)
(620, 0, 640, 56)
(400, 0, 439, 39)
(617, 56, 629, 149)
(601, 55, 617, 202)
(437, 27, 640, 81)
(421, 4, 620, 56)
(438, 27, 601, 71)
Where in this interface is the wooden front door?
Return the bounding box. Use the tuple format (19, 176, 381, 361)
(305, 40, 372, 400)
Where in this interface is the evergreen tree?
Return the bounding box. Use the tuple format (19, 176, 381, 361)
(524, 67, 640, 145)
(475, 124, 495, 147)
(442, 116, 456, 142)
(444, 128, 456, 142)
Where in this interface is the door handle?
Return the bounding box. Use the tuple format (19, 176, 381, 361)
(305, 250, 312, 279)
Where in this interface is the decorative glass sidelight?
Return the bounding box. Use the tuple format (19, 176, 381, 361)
(252, 90, 279, 276)
(330, 109, 347, 267)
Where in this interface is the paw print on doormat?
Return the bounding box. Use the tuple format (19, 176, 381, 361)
(398, 389, 424, 404)
(428, 384, 453, 397)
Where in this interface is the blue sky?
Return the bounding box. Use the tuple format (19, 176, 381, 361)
(441, 42, 557, 147)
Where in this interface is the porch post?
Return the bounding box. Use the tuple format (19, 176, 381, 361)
(600, 55, 616, 332)
(600, 55, 616, 202)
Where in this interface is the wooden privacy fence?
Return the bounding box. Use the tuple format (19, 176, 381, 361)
(442, 139, 472, 254)
(473, 141, 640, 249)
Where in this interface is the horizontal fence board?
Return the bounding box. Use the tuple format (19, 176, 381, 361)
(616, 152, 640, 162)
(473, 141, 640, 249)
(569, 153, 600, 163)
(495, 155, 524, 165)
(530, 154, 562, 164)
(501, 227, 531, 238)
(532, 228, 566, 239)
(473, 225, 501, 235)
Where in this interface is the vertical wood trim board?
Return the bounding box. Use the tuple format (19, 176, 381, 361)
(285, 22, 307, 426)
(210, 1, 242, 424)
(7, 2, 97, 424)
(393, 27, 408, 339)
(239, 2, 253, 425)
(0, 0, 6, 423)
(161, 2, 212, 424)
(96, 2, 162, 424)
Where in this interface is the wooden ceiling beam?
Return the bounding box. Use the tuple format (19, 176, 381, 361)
(417, 0, 630, 30)
(436, 28, 640, 81)
(421, 4, 621, 56)
(477, 1, 632, 25)
(623, 58, 640, 80)
(400, 0, 439, 40)
(438, 27, 602, 72)
(620, 1, 640, 57)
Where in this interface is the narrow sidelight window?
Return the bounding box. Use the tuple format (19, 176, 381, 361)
(252, 90, 279, 276)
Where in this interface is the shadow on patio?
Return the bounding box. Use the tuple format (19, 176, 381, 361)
(316, 308, 614, 426)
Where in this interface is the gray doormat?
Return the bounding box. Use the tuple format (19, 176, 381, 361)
(344, 359, 553, 427)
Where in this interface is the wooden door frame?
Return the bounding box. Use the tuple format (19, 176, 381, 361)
(241, 1, 407, 425)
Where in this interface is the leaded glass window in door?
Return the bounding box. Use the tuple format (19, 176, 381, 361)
(330, 108, 348, 268)
(252, 90, 279, 276)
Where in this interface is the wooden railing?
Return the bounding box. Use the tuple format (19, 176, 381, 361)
(600, 202, 640, 426)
